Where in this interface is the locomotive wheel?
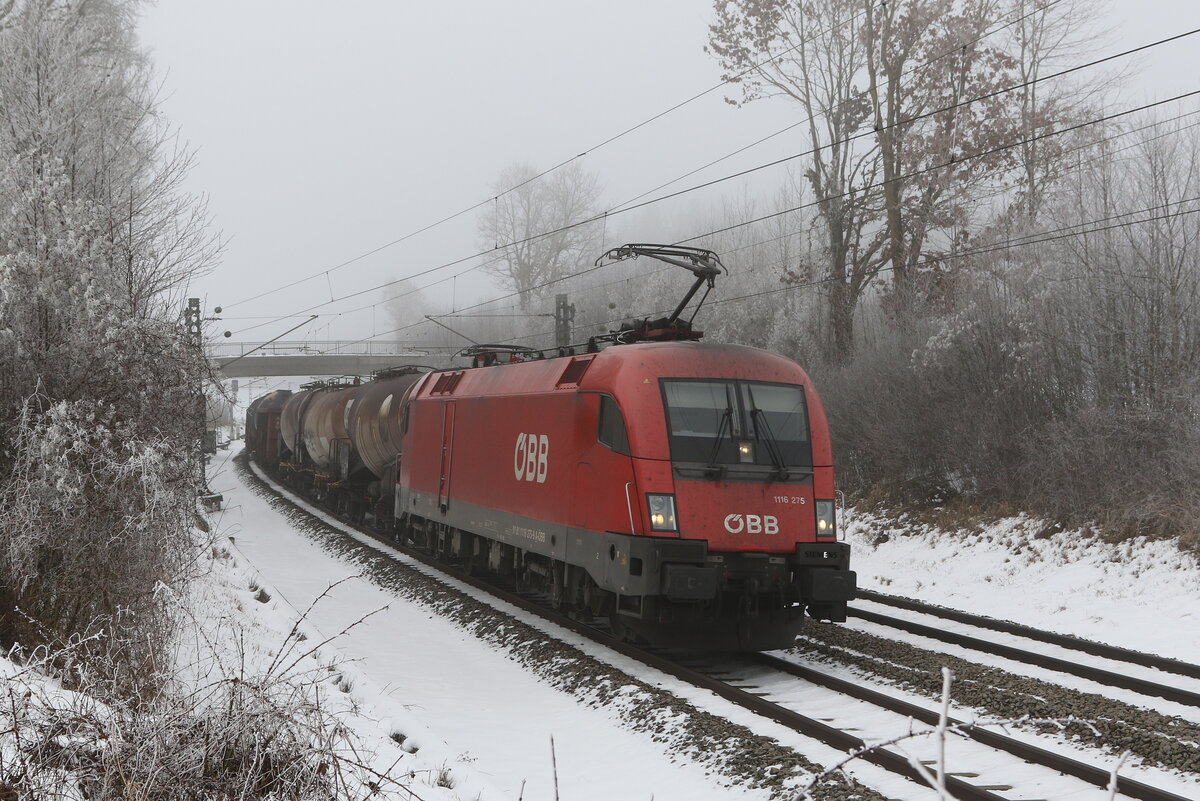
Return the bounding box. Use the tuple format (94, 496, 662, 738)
(549, 563, 566, 609)
(608, 612, 640, 644)
(514, 561, 536, 595)
(582, 579, 614, 618)
(464, 538, 486, 576)
(435, 531, 453, 562)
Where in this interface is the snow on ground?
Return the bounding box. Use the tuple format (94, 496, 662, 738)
(0, 655, 105, 801)
(0, 484, 493, 801)
(843, 508, 1200, 665)
(174, 533, 504, 801)
(207, 444, 781, 801)
(842, 599, 1200, 723)
(199, 441, 1200, 801)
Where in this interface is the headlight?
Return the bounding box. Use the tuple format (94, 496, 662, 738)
(646, 493, 678, 532)
(815, 500, 836, 539)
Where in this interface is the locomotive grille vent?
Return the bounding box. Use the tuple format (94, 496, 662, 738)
(430, 371, 464, 394)
(556, 357, 594, 386)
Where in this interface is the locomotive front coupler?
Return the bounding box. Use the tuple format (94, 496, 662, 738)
(791, 541, 857, 622)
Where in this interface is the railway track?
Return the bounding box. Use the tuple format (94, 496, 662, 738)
(729, 652, 1192, 801)
(241, 458, 1195, 801)
(846, 591, 1200, 708)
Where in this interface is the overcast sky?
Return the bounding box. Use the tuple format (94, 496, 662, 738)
(137, 0, 1199, 346)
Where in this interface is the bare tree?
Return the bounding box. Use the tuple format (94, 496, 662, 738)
(477, 161, 603, 310)
(861, 0, 1022, 315)
(1004, 0, 1113, 220)
(710, 0, 1036, 353)
(711, 0, 882, 362)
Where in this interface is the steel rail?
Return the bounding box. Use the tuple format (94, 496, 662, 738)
(855, 589, 1200, 681)
(847, 606, 1200, 707)
(748, 653, 1194, 801)
(348, 538, 1008, 800)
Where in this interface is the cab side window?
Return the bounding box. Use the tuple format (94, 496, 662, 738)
(598, 395, 630, 455)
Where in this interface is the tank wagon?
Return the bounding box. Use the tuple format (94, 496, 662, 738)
(248, 245, 856, 649)
(244, 389, 292, 465)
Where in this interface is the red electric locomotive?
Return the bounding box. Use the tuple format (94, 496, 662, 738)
(249, 245, 856, 650)
(394, 246, 856, 650)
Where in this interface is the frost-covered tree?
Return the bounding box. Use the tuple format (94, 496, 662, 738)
(0, 0, 218, 694)
(709, 0, 1030, 354)
(1, 396, 196, 696)
(477, 161, 603, 310)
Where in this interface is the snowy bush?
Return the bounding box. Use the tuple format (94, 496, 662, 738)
(0, 395, 199, 698)
(0, 623, 412, 800)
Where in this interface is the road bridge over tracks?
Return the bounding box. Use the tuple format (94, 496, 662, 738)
(208, 340, 446, 378)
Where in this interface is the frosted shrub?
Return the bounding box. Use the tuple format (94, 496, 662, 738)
(0, 395, 197, 699)
(1, 641, 408, 801)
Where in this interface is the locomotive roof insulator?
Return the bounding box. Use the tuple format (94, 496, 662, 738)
(596, 244, 727, 344)
(458, 343, 544, 367)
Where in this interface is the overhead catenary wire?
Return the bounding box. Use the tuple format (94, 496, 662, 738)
(230, 1, 1050, 318)
(674, 89, 1200, 246)
(508, 100, 1200, 338)
(219, 5, 872, 313)
(584, 110, 1200, 308)
(340, 88, 1200, 351)
(608, 0, 1068, 213)
(235, 27, 1200, 341)
(243, 2, 1067, 338)
(566, 108, 1200, 328)
(368, 1, 1069, 320)
(228, 252, 509, 336)
(494, 200, 1200, 348)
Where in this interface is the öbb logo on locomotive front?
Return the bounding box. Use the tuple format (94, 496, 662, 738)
(723, 514, 780, 535)
(514, 433, 549, 483)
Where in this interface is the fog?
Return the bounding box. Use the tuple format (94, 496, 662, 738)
(138, 0, 1199, 344)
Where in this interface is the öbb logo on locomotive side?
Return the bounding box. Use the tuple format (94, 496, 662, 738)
(723, 514, 779, 534)
(514, 433, 549, 483)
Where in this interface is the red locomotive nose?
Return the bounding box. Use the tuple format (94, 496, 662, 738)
(673, 481, 816, 552)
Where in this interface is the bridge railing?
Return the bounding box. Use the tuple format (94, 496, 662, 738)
(206, 340, 433, 358)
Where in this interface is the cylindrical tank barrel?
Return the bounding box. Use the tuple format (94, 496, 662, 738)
(280, 389, 316, 458)
(300, 385, 364, 469)
(247, 389, 292, 460)
(349, 372, 425, 481)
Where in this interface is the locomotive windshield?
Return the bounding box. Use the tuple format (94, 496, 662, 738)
(661, 379, 812, 469)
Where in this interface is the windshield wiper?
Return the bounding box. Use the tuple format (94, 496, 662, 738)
(748, 402, 790, 481)
(705, 407, 732, 478)
(751, 409, 789, 480)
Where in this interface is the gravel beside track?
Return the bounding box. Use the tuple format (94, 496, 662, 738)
(855, 591, 1200, 680)
(236, 455, 888, 801)
(798, 624, 1200, 776)
(848, 606, 1200, 707)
